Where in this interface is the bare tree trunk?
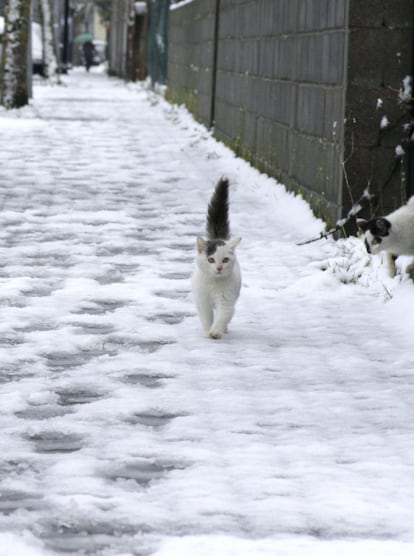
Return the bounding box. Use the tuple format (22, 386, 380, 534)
(1, 0, 31, 109)
(39, 0, 58, 79)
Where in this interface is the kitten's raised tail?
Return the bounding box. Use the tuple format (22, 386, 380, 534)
(206, 177, 230, 240)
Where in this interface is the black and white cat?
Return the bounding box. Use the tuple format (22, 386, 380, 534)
(358, 197, 414, 277)
(192, 177, 241, 339)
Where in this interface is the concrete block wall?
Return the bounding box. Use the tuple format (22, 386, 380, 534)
(167, 0, 217, 125)
(343, 0, 414, 217)
(167, 0, 414, 225)
(214, 0, 348, 222)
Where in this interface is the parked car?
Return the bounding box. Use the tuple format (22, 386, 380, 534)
(0, 16, 45, 75)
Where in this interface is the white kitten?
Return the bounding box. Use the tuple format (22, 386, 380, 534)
(358, 196, 414, 277)
(192, 178, 241, 339)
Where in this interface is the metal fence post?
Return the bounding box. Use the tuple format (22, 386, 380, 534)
(209, 0, 220, 129)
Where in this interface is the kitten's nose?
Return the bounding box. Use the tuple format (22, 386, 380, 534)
(217, 266, 223, 273)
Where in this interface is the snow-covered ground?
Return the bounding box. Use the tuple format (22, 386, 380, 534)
(0, 68, 414, 556)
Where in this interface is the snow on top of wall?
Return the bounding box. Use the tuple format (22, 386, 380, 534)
(135, 2, 147, 15)
(170, 0, 196, 11)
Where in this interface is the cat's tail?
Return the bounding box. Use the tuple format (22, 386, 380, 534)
(206, 177, 230, 240)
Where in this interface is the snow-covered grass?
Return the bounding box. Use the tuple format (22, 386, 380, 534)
(0, 68, 414, 556)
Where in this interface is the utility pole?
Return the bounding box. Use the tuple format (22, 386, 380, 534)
(62, 0, 69, 72)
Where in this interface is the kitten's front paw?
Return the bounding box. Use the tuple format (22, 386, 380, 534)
(209, 330, 222, 340)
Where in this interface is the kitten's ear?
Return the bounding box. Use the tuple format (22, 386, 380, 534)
(196, 237, 207, 253)
(357, 218, 369, 232)
(373, 218, 391, 237)
(228, 236, 241, 252)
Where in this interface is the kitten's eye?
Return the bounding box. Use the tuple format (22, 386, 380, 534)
(222, 257, 230, 263)
(207, 257, 215, 263)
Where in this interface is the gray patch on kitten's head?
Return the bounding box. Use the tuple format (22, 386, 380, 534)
(206, 239, 225, 257)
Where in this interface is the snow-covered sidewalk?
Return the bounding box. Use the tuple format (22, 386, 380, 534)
(1, 68, 414, 556)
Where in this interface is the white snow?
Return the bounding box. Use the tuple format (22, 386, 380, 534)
(400, 75, 413, 102)
(153, 536, 414, 556)
(135, 1, 147, 14)
(395, 145, 406, 157)
(0, 68, 414, 556)
(380, 115, 389, 129)
(170, 0, 196, 11)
